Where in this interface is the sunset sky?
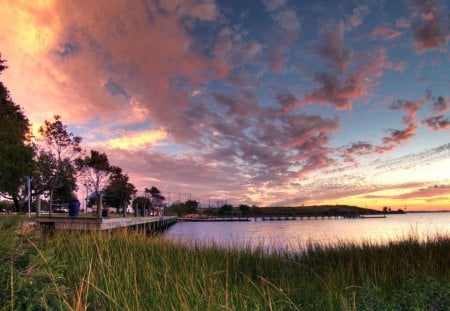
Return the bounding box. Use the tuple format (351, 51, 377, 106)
(0, 0, 449, 210)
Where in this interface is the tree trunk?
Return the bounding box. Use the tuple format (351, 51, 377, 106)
(96, 193, 103, 218)
(49, 188, 53, 216)
(12, 194, 20, 213)
(36, 194, 41, 216)
(122, 199, 126, 218)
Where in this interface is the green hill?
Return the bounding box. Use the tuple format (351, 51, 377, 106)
(249, 205, 382, 216)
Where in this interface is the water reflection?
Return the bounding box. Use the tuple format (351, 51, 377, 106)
(163, 213, 450, 251)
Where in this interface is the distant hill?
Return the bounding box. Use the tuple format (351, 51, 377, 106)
(252, 205, 382, 216)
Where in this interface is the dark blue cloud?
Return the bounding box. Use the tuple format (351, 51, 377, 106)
(104, 78, 130, 99)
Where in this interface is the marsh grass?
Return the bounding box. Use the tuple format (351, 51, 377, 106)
(0, 216, 449, 310)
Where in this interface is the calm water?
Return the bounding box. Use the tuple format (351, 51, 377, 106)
(163, 212, 450, 251)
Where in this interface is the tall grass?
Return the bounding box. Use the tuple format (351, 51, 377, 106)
(1, 216, 449, 310)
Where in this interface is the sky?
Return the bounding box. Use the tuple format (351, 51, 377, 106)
(0, 0, 449, 210)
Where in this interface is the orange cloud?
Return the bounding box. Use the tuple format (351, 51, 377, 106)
(0, 0, 229, 130)
(394, 185, 450, 200)
(92, 129, 168, 150)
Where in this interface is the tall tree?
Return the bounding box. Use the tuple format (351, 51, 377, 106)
(169, 200, 198, 216)
(76, 150, 113, 218)
(0, 55, 34, 211)
(36, 115, 82, 209)
(38, 115, 82, 163)
(145, 186, 165, 210)
(103, 166, 136, 217)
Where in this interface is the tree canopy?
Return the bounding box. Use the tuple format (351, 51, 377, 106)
(170, 199, 198, 216)
(33, 116, 82, 207)
(0, 55, 34, 210)
(104, 167, 136, 216)
(76, 150, 113, 217)
(145, 186, 165, 208)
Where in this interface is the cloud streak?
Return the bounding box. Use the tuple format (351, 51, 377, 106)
(393, 184, 450, 199)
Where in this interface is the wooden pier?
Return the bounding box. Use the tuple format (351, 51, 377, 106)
(259, 214, 363, 221)
(36, 216, 177, 232)
(179, 217, 250, 222)
(178, 214, 385, 222)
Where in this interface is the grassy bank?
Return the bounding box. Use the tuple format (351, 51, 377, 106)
(1, 216, 449, 310)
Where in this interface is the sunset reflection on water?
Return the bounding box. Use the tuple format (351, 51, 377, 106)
(164, 212, 450, 251)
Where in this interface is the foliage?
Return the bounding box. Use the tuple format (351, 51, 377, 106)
(169, 199, 198, 216)
(0, 216, 66, 310)
(0, 200, 14, 212)
(238, 204, 251, 215)
(34, 115, 82, 206)
(76, 150, 113, 217)
(218, 204, 234, 215)
(0, 55, 34, 211)
(104, 167, 136, 215)
(38, 115, 82, 162)
(145, 186, 165, 208)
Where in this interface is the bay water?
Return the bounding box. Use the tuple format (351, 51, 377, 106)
(163, 212, 450, 251)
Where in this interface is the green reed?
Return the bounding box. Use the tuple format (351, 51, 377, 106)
(1, 216, 449, 310)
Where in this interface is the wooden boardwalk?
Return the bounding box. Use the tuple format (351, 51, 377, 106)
(36, 216, 177, 232)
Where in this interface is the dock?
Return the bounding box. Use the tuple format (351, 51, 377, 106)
(179, 217, 250, 222)
(177, 214, 384, 222)
(36, 216, 177, 232)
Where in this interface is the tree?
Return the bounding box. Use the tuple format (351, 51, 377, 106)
(0, 55, 34, 211)
(238, 204, 250, 215)
(104, 166, 136, 216)
(36, 115, 82, 210)
(76, 150, 113, 218)
(218, 204, 233, 215)
(169, 200, 198, 216)
(145, 186, 165, 215)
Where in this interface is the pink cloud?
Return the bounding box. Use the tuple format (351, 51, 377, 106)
(103, 148, 249, 201)
(394, 184, 450, 200)
(317, 22, 351, 72)
(273, 9, 301, 32)
(276, 89, 300, 111)
(212, 92, 261, 116)
(342, 142, 374, 163)
(369, 26, 404, 40)
(422, 115, 450, 131)
(214, 27, 263, 66)
(294, 22, 393, 111)
(262, 0, 287, 12)
(395, 18, 410, 29)
(379, 123, 417, 151)
(159, 0, 220, 21)
(269, 45, 286, 73)
(295, 151, 335, 177)
(390, 98, 427, 124)
(302, 48, 391, 110)
(431, 96, 449, 114)
(388, 61, 407, 73)
(411, 0, 448, 52)
(347, 5, 369, 29)
(1, 0, 231, 135)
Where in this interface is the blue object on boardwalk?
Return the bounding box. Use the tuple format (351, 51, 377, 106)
(69, 199, 80, 217)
